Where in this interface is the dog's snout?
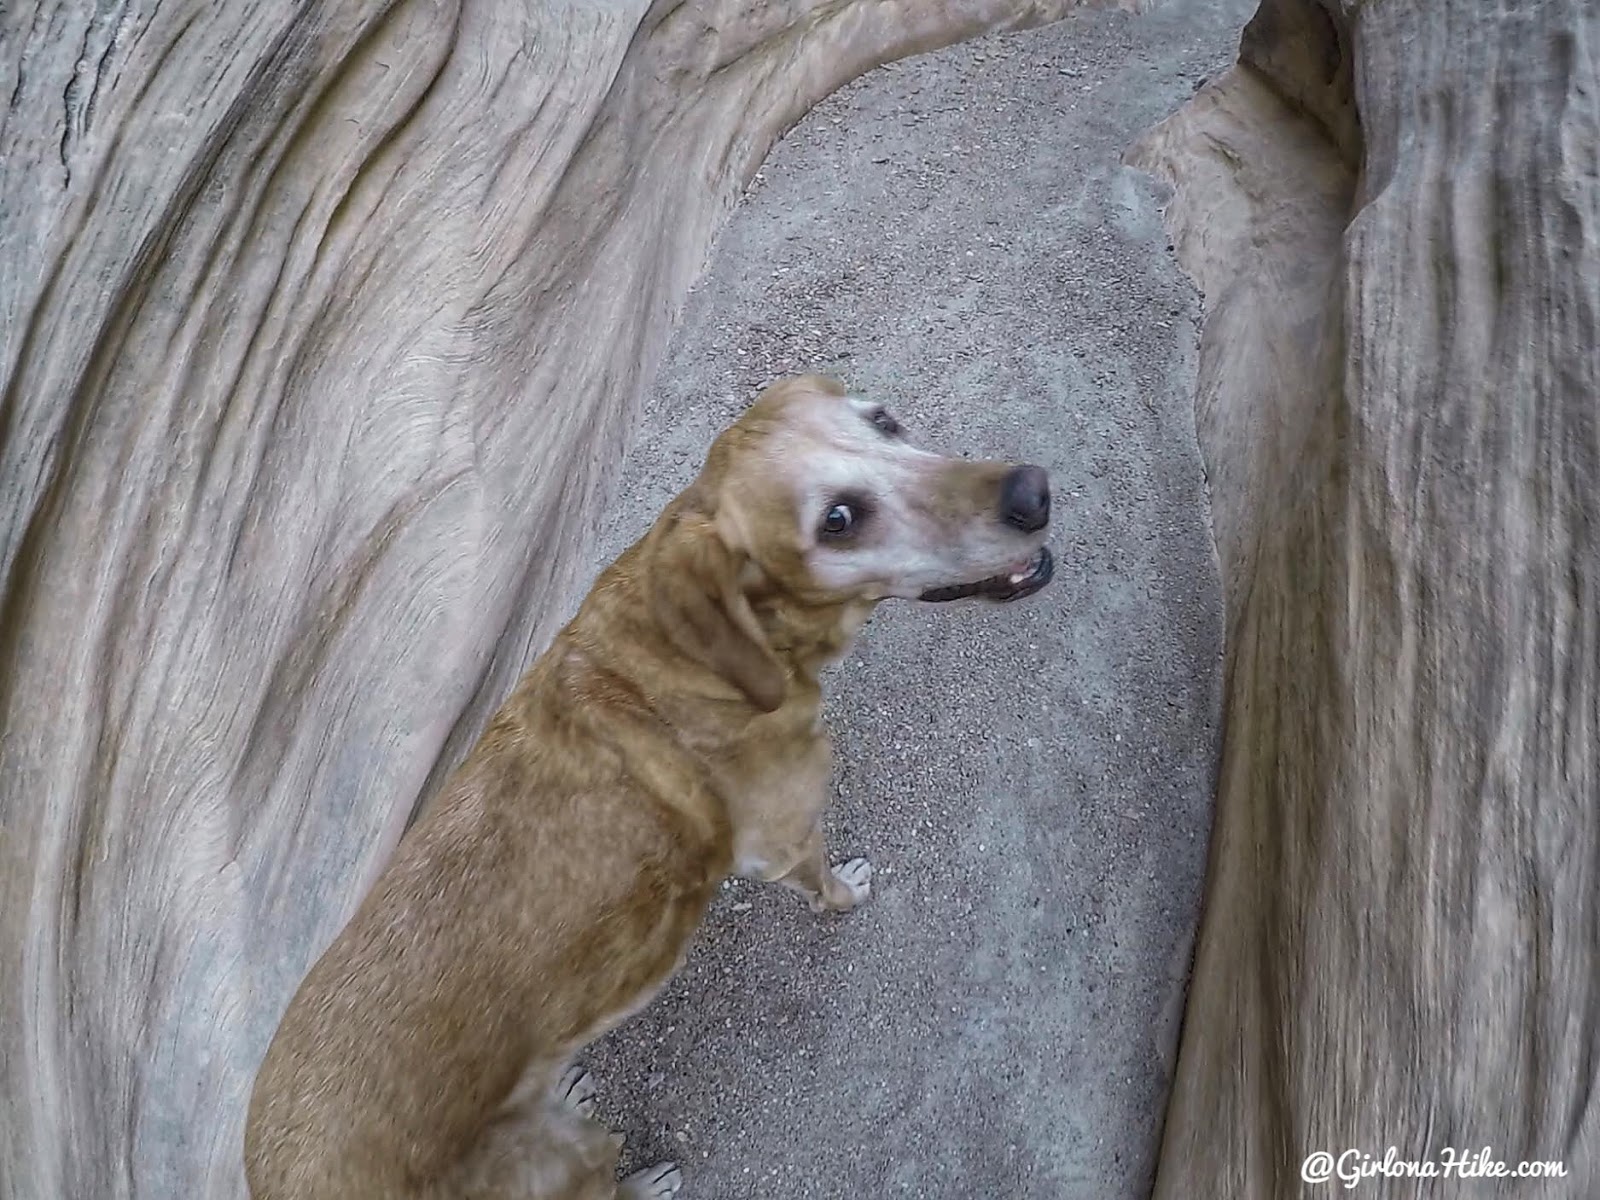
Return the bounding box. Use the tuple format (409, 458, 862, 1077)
(999, 465, 1050, 532)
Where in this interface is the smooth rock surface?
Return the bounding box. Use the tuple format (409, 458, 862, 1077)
(1133, 0, 1600, 1195)
(582, 4, 1240, 1197)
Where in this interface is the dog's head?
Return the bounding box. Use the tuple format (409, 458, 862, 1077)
(650, 375, 1053, 712)
(706, 374, 1054, 606)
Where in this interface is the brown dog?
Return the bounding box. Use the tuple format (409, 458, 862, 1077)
(243, 374, 1054, 1198)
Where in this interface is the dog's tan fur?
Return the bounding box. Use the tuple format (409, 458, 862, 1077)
(244, 375, 1051, 1199)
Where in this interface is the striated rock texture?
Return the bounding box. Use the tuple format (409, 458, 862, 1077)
(1132, 0, 1600, 1195)
(0, 2, 1124, 1198)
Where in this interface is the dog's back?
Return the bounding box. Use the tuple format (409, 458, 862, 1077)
(245, 597, 735, 1198)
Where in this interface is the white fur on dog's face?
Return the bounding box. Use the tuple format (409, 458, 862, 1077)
(748, 390, 1050, 602)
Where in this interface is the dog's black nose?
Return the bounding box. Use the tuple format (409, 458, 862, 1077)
(999, 464, 1050, 532)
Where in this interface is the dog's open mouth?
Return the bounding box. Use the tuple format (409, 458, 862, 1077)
(918, 546, 1054, 603)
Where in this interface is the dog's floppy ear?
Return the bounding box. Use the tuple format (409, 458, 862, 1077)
(651, 512, 787, 713)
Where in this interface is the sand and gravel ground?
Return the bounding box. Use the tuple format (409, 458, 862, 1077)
(583, 2, 1250, 1195)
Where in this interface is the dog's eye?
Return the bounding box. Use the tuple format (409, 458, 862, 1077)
(869, 407, 902, 437)
(820, 503, 857, 538)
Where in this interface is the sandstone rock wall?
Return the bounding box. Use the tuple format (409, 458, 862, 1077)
(1133, 1, 1600, 1194)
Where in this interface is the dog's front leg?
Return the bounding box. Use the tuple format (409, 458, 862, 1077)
(771, 824, 872, 914)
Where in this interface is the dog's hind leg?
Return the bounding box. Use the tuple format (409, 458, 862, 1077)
(548, 1068, 682, 1200)
(619, 1161, 683, 1199)
(445, 1069, 624, 1200)
(555, 1065, 601, 1119)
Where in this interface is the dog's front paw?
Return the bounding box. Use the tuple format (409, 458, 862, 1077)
(822, 856, 873, 911)
(621, 1160, 683, 1198)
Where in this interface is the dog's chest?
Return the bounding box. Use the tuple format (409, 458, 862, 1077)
(714, 712, 833, 878)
